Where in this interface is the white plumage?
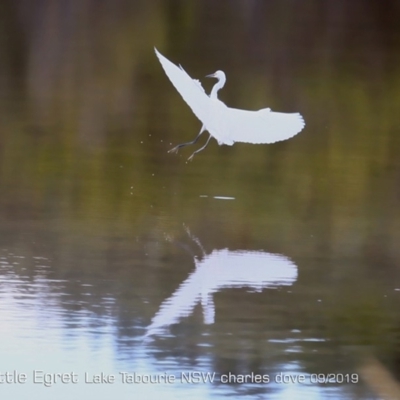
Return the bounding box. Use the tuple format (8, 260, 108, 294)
(155, 48, 305, 160)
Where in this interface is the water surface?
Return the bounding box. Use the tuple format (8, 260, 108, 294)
(1, 1, 400, 399)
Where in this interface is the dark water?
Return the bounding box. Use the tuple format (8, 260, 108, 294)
(1, 1, 400, 399)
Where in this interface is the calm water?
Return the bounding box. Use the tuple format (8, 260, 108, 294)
(1, 1, 400, 399)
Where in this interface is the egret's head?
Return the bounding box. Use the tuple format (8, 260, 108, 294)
(206, 70, 225, 81)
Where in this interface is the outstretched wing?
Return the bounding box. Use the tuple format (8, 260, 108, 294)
(224, 107, 305, 144)
(155, 48, 210, 123)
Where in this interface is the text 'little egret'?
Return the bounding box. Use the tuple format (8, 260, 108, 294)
(155, 48, 305, 161)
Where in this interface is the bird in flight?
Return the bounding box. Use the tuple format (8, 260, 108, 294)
(155, 48, 305, 161)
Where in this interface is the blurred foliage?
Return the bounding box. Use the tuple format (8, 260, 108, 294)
(0, 2, 399, 269)
(0, 0, 400, 377)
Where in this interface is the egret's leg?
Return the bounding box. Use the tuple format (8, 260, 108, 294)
(168, 126, 205, 154)
(187, 134, 212, 161)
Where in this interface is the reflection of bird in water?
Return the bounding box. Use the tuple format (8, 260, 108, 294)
(145, 248, 298, 339)
(155, 48, 305, 160)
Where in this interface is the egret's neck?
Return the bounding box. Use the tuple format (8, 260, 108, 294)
(210, 77, 226, 99)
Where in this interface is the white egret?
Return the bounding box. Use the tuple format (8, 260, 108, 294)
(155, 48, 305, 161)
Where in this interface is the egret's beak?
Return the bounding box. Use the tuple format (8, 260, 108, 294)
(206, 73, 215, 78)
